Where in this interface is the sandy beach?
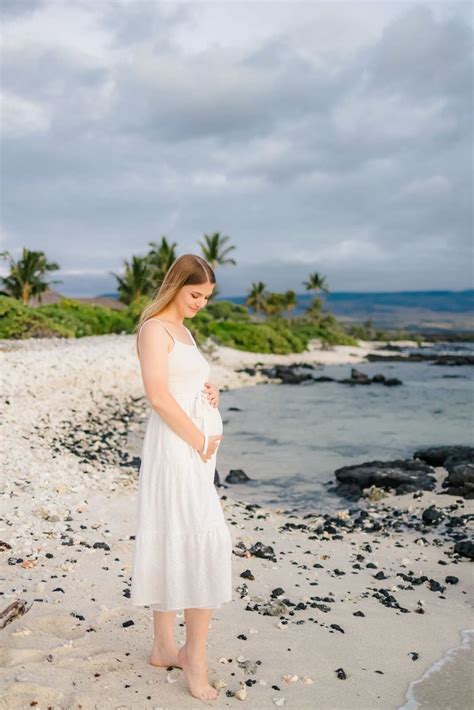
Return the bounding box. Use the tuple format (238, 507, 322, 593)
(1, 333, 472, 709)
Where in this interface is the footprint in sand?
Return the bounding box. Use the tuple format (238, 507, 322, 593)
(0, 647, 44, 668)
(24, 613, 87, 640)
(0, 682, 81, 710)
(56, 649, 125, 673)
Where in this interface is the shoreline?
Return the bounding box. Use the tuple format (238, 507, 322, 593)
(1, 334, 472, 709)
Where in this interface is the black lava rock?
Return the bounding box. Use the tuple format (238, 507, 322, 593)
(445, 576, 459, 584)
(333, 458, 436, 500)
(454, 540, 474, 559)
(422, 506, 445, 526)
(225, 469, 252, 484)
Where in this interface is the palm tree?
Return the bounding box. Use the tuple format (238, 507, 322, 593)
(303, 271, 329, 321)
(0, 248, 61, 304)
(111, 255, 152, 305)
(283, 289, 298, 324)
(303, 271, 329, 295)
(198, 232, 237, 270)
(198, 232, 237, 299)
(262, 291, 287, 317)
(246, 281, 268, 318)
(147, 237, 178, 286)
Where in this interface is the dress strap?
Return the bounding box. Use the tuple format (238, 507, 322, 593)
(151, 318, 176, 345)
(138, 318, 176, 350)
(184, 326, 197, 346)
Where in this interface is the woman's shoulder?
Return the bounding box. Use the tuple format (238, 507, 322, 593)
(138, 318, 174, 351)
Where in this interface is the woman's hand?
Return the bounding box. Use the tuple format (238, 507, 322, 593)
(198, 434, 224, 462)
(203, 381, 219, 408)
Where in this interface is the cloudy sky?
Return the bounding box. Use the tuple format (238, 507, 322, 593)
(1, 0, 472, 297)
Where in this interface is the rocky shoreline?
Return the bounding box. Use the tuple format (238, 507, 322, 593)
(1, 333, 472, 709)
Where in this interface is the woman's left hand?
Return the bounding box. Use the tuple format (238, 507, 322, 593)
(203, 382, 219, 407)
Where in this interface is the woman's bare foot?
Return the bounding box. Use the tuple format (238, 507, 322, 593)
(149, 640, 182, 669)
(177, 644, 218, 701)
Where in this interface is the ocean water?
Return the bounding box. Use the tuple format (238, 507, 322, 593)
(399, 629, 474, 710)
(127, 343, 473, 514)
(214, 343, 473, 513)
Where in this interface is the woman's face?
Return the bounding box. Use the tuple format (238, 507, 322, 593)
(180, 282, 215, 317)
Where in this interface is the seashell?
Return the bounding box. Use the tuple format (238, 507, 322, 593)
(166, 672, 177, 683)
(282, 674, 298, 683)
(273, 697, 285, 706)
(20, 559, 37, 569)
(218, 657, 228, 664)
(235, 687, 247, 700)
(301, 676, 314, 684)
(212, 679, 226, 690)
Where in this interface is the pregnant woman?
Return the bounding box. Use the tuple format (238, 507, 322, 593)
(130, 253, 233, 702)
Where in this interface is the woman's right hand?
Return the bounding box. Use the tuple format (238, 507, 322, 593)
(198, 434, 224, 462)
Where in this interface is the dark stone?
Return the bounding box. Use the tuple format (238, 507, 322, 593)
(225, 469, 252, 484)
(260, 364, 314, 384)
(330, 624, 345, 633)
(454, 540, 474, 559)
(367, 353, 474, 366)
(335, 668, 347, 680)
(413, 445, 474, 468)
(428, 579, 446, 593)
(248, 541, 277, 562)
(413, 446, 474, 499)
(333, 458, 436, 499)
(270, 587, 285, 598)
(422, 506, 445, 526)
(240, 569, 254, 580)
(445, 576, 459, 584)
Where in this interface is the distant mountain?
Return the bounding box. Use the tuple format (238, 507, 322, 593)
(227, 290, 474, 334)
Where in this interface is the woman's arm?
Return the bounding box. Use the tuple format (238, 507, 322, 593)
(138, 320, 205, 451)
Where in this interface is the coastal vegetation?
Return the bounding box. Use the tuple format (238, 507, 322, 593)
(0, 240, 425, 350)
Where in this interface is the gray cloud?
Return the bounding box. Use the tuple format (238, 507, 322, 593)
(0, 1, 472, 295)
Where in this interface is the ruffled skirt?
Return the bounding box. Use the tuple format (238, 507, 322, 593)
(130, 391, 232, 611)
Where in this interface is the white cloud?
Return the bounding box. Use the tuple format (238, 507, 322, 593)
(0, 91, 50, 135)
(0, 0, 472, 294)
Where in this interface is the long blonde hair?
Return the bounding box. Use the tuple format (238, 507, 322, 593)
(135, 253, 216, 357)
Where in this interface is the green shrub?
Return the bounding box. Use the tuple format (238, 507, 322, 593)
(38, 298, 134, 337)
(205, 299, 250, 321)
(200, 320, 307, 354)
(0, 295, 73, 339)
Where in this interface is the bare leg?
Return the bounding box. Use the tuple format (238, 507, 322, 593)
(177, 608, 218, 701)
(149, 610, 182, 668)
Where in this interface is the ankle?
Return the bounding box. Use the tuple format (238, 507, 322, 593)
(152, 637, 176, 648)
(183, 645, 207, 661)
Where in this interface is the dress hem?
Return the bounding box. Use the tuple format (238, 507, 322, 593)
(130, 596, 233, 612)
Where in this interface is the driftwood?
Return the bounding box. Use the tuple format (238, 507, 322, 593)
(0, 599, 33, 630)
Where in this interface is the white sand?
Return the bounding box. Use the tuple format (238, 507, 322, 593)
(1, 334, 471, 709)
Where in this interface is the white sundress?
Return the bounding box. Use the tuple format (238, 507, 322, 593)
(130, 318, 233, 611)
